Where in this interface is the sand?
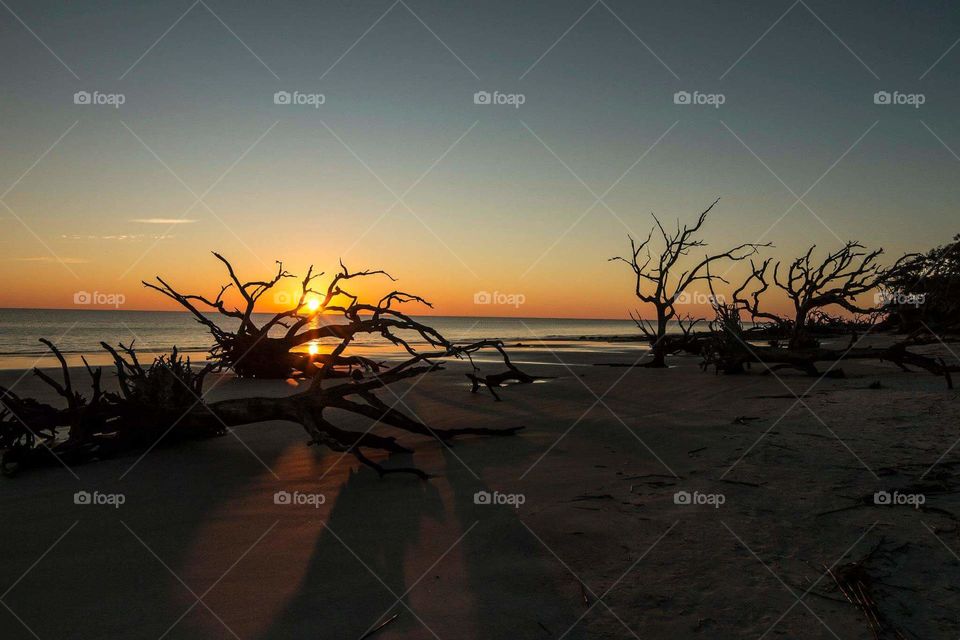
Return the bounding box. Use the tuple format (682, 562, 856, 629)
(1, 341, 959, 639)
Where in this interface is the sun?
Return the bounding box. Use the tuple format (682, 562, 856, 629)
(305, 298, 321, 313)
(308, 343, 319, 355)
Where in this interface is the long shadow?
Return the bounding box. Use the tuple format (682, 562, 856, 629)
(392, 372, 590, 639)
(261, 461, 444, 639)
(439, 438, 590, 640)
(256, 405, 587, 640)
(0, 418, 294, 640)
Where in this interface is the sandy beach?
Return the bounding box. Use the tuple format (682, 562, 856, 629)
(2, 340, 958, 640)
(5, 2, 960, 637)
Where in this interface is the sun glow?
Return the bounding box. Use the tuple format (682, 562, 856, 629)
(306, 298, 321, 313)
(308, 343, 319, 356)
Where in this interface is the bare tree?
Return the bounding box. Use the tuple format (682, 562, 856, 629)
(610, 198, 767, 367)
(2, 262, 540, 478)
(145, 253, 442, 379)
(144, 253, 316, 377)
(734, 242, 911, 349)
(882, 234, 960, 333)
(695, 242, 960, 383)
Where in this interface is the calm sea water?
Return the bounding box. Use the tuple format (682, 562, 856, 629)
(0, 308, 643, 368)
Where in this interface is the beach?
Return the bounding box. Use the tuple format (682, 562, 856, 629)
(4, 1, 959, 637)
(2, 339, 958, 639)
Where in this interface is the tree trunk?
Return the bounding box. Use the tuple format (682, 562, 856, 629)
(648, 308, 669, 367)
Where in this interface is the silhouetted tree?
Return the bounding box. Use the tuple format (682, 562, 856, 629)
(881, 234, 960, 333)
(734, 242, 911, 349)
(610, 198, 767, 366)
(3, 259, 539, 478)
(146, 253, 459, 379)
(696, 242, 957, 383)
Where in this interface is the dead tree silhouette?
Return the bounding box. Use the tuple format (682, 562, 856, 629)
(2, 257, 539, 478)
(610, 198, 767, 367)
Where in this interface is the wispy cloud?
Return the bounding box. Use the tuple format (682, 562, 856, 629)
(130, 218, 196, 224)
(11, 256, 89, 264)
(61, 234, 174, 241)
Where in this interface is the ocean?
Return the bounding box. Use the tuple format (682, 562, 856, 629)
(0, 308, 644, 370)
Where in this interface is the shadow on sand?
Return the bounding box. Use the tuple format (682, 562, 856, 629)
(261, 434, 587, 640)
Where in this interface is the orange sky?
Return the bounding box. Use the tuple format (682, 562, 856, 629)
(1, 242, 864, 320)
(2, 2, 953, 319)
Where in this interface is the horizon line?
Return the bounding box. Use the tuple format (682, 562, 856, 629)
(0, 306, 635, 322)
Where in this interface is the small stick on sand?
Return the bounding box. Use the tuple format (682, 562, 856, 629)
(359, 613, 400, 639)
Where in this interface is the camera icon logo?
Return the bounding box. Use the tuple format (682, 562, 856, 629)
(73, 291, 91, 305)
(274, 90, 292, 105)
(473, 490, 492, 505)
(873, 490, 891, 505)
(474, 91, 491, 105)
(473, 291, 492, 304)
(673, 490, 691, 505)
(274, 490, 292, 505)
(74, 490, 92, 505)
(873, 91, 891, 105)
(73, 91, 91, 105)
(673, 91, 691, 105)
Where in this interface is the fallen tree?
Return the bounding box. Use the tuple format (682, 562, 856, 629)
(702, 337, 957, 385)
(2, 261, 541, 478)
(144, 253, 412, 378)
(734, 242, 910, 349)
(698, 244, 959, 385)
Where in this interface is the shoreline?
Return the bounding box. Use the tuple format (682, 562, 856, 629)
(0, 328, 928, 371)
(0, 334, 651, 371)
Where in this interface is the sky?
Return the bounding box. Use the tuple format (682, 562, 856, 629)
(1, 0, 959, 319)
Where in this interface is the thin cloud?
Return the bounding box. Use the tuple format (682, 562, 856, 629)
(61, 234, 174, 241)
(130, 218, 197, 224)
(11, 256, 89, 264)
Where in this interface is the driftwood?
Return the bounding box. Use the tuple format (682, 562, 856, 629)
(733, 343, 955, 385)
(734, 242, 912, 349)
(0, 387, 61, 472)
(465, 347, 547, 400)
(700, 319, 958, 386)
(691, 243, 960, 386)
(823, 540, 909, 640)
(145, 253, 416, 378)
(2, 259, 538, 478)
(0, 341, 226, 475)
(1, 338, 530, 479)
